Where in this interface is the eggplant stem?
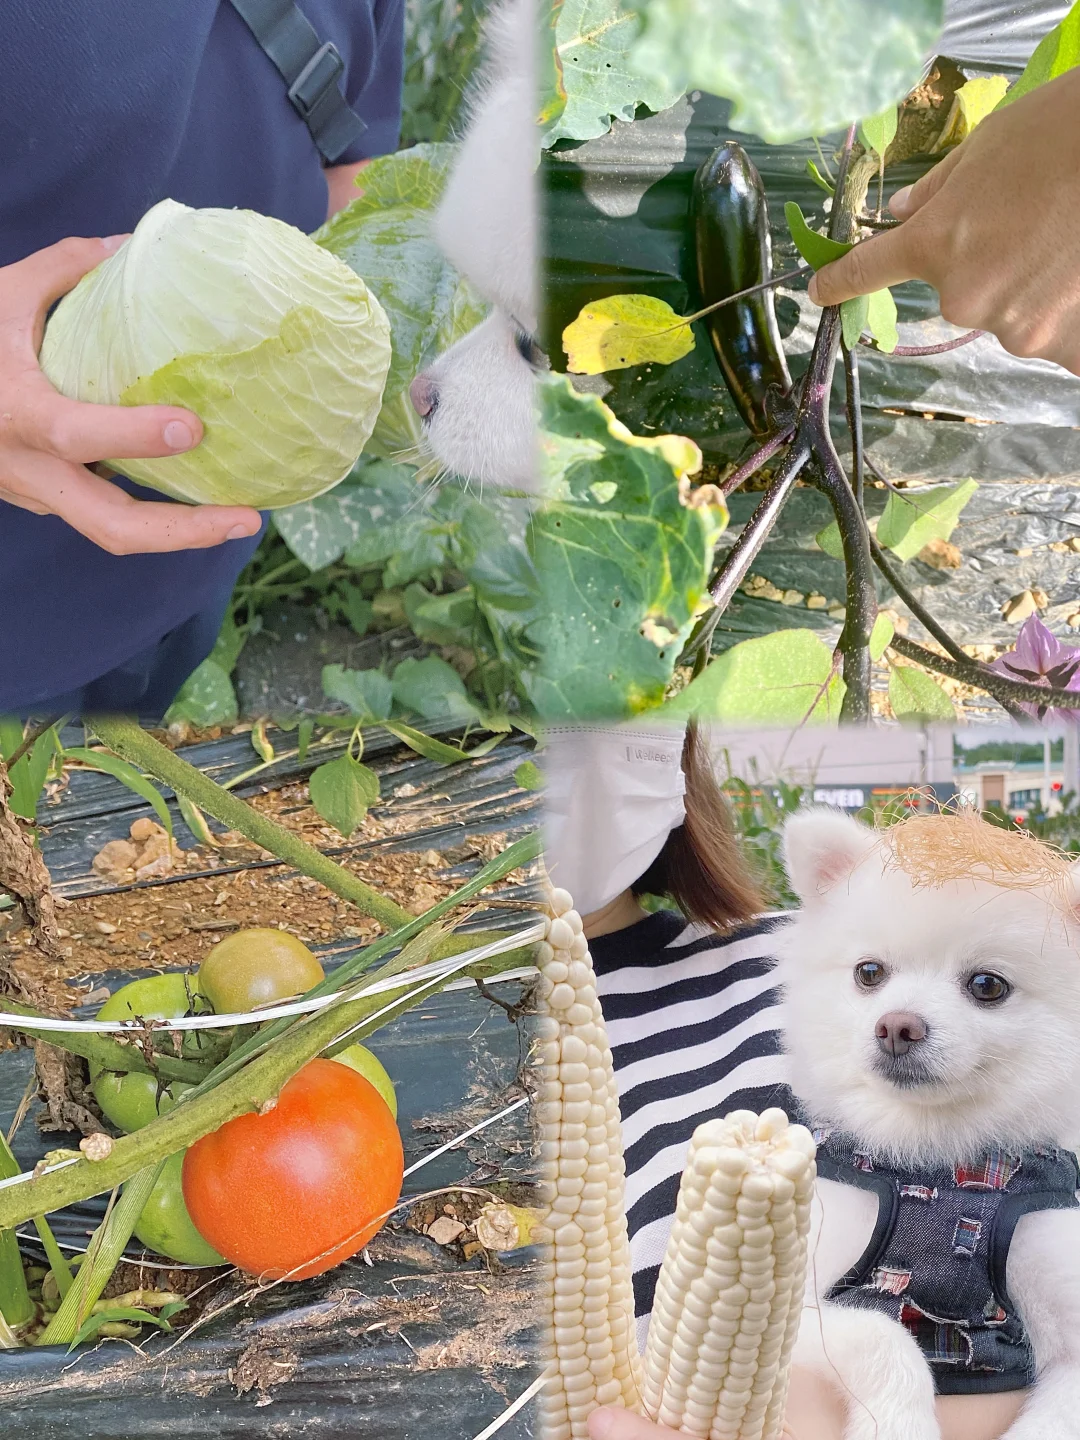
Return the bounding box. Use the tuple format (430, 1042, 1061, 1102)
(859, 329, 985, 357)
(654, 265, 812, 333)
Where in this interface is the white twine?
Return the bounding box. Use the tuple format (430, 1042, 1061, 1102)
(0, 923, 545, 1035)
(469, 1370, 550, 1440)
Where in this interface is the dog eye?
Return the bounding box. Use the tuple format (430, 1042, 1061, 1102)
(966, 972, 1010, 1004)
(854, 960, 887, 989)
(514, 329, 548, 369)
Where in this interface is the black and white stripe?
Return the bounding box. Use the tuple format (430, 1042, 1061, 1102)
(589, 908, 795, 1350)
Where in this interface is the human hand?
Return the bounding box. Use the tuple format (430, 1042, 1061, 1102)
(808, 67, 1080, 375)
(0, 235, 263, 555)
(586, 1408, 799, 1440)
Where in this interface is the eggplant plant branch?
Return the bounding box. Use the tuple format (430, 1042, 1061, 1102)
(678, 140, 1073, 724)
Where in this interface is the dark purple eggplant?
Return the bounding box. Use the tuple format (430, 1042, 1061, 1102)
(692, 141, 792, 437)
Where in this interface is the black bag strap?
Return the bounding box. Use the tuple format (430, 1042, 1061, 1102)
(227, 0, 366, 163)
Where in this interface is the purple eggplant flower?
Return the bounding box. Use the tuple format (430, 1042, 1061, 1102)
(987, 616, 1080, 721)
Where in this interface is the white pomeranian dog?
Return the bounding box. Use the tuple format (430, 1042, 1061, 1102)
(408, 0, 541, 492)
(775, 808, 1080, 1440)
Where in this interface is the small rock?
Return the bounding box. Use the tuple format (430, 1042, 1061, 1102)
(1002, 590, 1039, 623)
(426, 1216, 467, 1246)
(129, 817, 161, 843)
(827, 605, 847, 621)
(1067, 614, 1080, 631)
(136, 854, 175, 882)
(91, 839, 139, 881)
(918, 538, 962, 570)
(1015, 547, 1033, 558)
(409, 882, 443, 915)
(806, 593, 828, 610)
(1070, 537, 1080, 554)
(419, 849, 444, 869)
(94, 921, 118, 935)
(780, 589, 803, 607)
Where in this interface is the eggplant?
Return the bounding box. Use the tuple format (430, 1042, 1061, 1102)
(692, 141, 792, 437)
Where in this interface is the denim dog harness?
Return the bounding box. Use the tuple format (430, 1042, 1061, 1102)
(811, 1125, 1080, 1395)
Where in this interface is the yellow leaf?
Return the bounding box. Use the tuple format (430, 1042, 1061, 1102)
(931, 75, 1010, 152)
(563, 294, 696, 375)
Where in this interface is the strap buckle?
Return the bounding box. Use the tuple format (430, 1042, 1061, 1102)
(287, 41, 345, 119)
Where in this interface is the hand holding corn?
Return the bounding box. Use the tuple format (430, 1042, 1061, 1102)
(535, 890, 816, 1440)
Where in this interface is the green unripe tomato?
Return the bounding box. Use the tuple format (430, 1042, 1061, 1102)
(91, 973, 206, 1133)
(131, 1151, 225, 1267)
(198, 928, 324, 1015)
(331, 1044, 397, 1119)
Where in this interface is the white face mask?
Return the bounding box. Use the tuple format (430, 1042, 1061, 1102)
(541, 723, 688, 917)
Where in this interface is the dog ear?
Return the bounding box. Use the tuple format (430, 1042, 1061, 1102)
(782, 809, 878, 903)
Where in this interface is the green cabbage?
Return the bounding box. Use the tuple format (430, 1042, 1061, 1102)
(39, 199, 392, 509)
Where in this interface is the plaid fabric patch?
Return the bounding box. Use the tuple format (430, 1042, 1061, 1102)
(954, 1152, 1020, 1191)
(952, 1216, 983, 1257)
(871, 1266, 912, 1296)
(853, 1150, 875, 1173)
(900, 1184, 938, 1202)
(900, 1303, 974, 1367)
(982, 1302, 1008, 1327)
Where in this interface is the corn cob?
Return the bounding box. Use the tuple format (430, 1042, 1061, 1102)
(535, 890, 815, 1440)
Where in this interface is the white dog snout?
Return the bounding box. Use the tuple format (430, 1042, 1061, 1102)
(875, 1011, 929, 1057)
(410, 372, 437, 418)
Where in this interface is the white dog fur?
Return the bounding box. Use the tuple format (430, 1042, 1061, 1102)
(775, 809, 1080, 1440)
(410, 0, 541, 492)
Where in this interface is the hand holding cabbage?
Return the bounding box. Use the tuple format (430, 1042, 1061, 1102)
(0, 233, 263, 555)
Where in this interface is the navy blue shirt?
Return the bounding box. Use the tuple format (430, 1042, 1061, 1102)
(1, 0, 404, 711)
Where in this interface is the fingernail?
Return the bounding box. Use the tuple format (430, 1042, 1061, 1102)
(590, 1410, 614, 1440)
(101, 234, 130, 253)
(163, 420, 195, 451)
(890, 184, 913, 216)
(227, 524, 255, 541)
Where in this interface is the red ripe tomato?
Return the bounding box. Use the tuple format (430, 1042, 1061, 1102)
(181, 1059, 403, 1280)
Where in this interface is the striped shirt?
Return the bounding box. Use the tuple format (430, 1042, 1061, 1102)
(590, 907, 795, 1351)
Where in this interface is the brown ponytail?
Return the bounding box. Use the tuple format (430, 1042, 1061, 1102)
(631, 724, 763, 931)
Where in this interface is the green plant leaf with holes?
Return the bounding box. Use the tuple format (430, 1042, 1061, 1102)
(889, 664, 956, 723)
(629, 0, 944, 144)
(876, 480, 978, 563)
(661, 629, 846, 724)
(528, 376, 725, 720)
(308, 754, 380, 838)
(541, 0, 684, 146)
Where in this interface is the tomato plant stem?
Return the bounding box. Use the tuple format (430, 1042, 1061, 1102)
(0, 1000, 210, 1083)
(87, 716, 413, 932)
(0, 1131, 33, 1330)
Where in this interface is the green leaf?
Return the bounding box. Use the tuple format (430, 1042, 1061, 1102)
(805, 159, 835, 194)
(250, 720, 274, 764)
(177, 795, 218, 848)
(63, 748, 173, 840)
(869, 612, 895, 662)
(841, 294, 870, 348)
(784, 202, 853, 270)
(630, 0, 945, 144)
(71, 1305, 175, 1348)
(314, 145, 488, 462)
(322, 665, 393, 723)
(514, 759, 543, 792)
(308, 755, 380, 838)
(660, 629, 846, 724)
(876, 479, 978, 563)
(402, 584, 479, 646)
(164, 658, 238, 728)
(297, 718, 315, 763)
(538, 0, 569, 128)
(858, 105, 898, 158)
(997, 0, 1080, 109)
(208, 609, 247, 674)
(273, 458, 427, 571)
(562, 294, 695, 374)
(889, 664, 956, 723)
(866, 288, 899, 353)
(0, 719, 60, 820)
(541, 0, 684, 146)
(529, 376, 725, 720)
(383, 721, 502, 764)
(339, 588, 374, 638)
(814, 521, 845, 561)
(390, 656, 483, 722)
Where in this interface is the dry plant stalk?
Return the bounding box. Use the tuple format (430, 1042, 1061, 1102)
(878, 807, 1074, 903)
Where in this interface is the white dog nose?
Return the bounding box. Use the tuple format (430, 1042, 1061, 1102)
(409, 373, 438, 418)
(875, 1011, 928, 1057)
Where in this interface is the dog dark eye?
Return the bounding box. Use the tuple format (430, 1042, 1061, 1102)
(514, 329, 548, 369)
(854, 960, 887, 989)
(967, 972, 1010, 1004)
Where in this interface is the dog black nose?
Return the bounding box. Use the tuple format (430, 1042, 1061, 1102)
(410, 373, 438, 418)
(875, 1011, 928, 1057)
